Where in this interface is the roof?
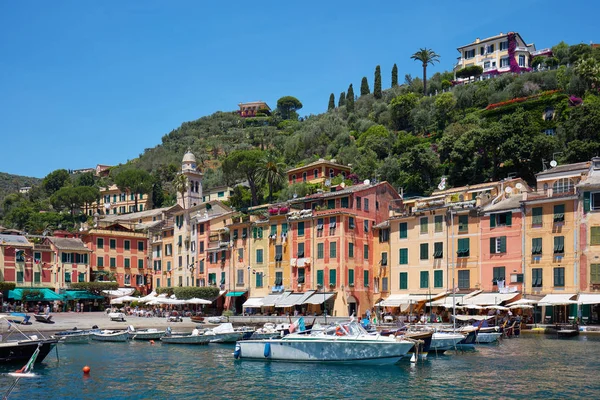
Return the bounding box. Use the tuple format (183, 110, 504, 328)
(101, 206, 176, 223)
(290, 182, 399, 204)
(432, 180, 502, 196)
(538, 293, 578, 305)
(535, 161, 590, 178)
(286, 158, 352, 175)
(457, 32, 528, 50)
(460, 292, 520, 306)
(46, 237, 91, 252)
(182, 150, 196, 164)
(483, 195, 523, 213)
(0, 234, 32, 247)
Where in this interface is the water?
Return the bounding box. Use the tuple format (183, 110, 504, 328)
(2, 336, 600, 399)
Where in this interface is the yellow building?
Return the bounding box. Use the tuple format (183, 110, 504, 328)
(579, 157, 600, 294)
(454, 32, 535, 79)
(97, 184, 152, 215)
(286, 158, 352, 186)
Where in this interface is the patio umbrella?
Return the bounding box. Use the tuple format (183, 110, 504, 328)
(138, 291, 157, 303)
(185, 298, 212, 305)
(487, 305, 509, 311)
(110, 295, 138, 305)
(509, 304, 533, 309)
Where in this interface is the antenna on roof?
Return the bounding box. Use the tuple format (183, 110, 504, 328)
(542, 159, 548, 171)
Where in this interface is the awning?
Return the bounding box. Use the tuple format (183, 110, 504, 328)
(577, 294, 600, 305)
(103, 288, 135, 298)
(261, 292, 290, 307)
(63, 291, 104, 300)
(538, 293, 578, 305)
(226, 291, 247, 297)
(378, 294, 429, 307)
(7, 288, 64, 301)
(460, 292, 519, 306)
(275, 293, 305, 308)
(506, 298, 538, 307)
(304, 292, 335, 305)
(242, 297, 264, 308)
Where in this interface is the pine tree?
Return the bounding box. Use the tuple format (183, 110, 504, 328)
(360, 77, 370, 96)
(392, 64, 398, 87)
(346, 84, 355, 112)
(338, 91, 346, 107)
(374, 65, 382, 99)
(328, 93, 335, 110)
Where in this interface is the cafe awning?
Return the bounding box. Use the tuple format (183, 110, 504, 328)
(460, 292, 520, 306)
(63, 291, 104, 300)
(275, 293, 305, 308)
(242, 297, 264, 308)
(225, 291, 247, 297)
(577, 294, 600, 305)
(538, 293, 578, 305)
(7, 288, 64, 301)
(304, 292, 335, 305)
(262, 292, 290, 307)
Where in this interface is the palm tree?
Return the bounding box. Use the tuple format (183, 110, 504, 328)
(257, 152, 286, 203)
(173, 174, 188, 209)
(410, 48, 440, 96)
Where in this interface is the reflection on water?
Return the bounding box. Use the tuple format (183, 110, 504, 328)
(1, 336, 600, 399)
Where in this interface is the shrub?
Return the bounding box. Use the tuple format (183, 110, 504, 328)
(456, 65, 484, 79)
(0, 282, 16, 292)
(172, 286, 220, 300)
(71, 281, 118, 295)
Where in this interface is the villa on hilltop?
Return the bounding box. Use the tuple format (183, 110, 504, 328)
(238, 101, 270, 118)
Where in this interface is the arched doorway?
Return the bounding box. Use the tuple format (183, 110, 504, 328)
(347, 295, 358, 317)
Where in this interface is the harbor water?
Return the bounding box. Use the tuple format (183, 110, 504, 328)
(1, 335, 600, 399)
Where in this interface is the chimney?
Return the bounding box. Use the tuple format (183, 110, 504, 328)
(475, 38, 480, 43)
(522, 191, 528, 201)
(592, 157, 600, 170)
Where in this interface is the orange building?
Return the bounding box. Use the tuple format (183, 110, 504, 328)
(286, 159, 352, 186)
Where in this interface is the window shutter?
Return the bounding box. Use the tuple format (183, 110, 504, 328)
(490, 215, 496, 228)
(490, 238, 496, 254)
(583, 192, 591, 213)
(505, 212, 512, 227)
(500, 237, 507, 253)
(317, 270, 324, 286)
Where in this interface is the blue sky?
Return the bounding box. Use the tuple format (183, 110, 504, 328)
(0, 1, 597, 178)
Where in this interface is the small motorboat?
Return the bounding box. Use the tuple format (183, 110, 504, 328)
(91, 330, 129, 342)
(33, 314, 53, 324)
(127, 326, 165, 340)
(160, 327, 212, 345)
(205, 323, 244, 343)
(553, 324, 580, 338)
(0, 316, 58, 364)
(108, 312, 126, 322)
(430, 331, 466, 353)
(251, 323, 281, 340)
(476, 327, 503, 344)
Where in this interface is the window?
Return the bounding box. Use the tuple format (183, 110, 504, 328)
(457, 238, 470, 257)
(16, 271, 24, 283)
(379, 229, 389, 243)
(486, 44, 494, 53)
(382, 277, 388, 292)
(434, 242, 443, 259)
(532, 238, 543, 255)
(434, 216, 443, 233)
(587, 192, 600, 212)
(329, 217, 337, 233)
(554, 236, 565, 254)
(364, 270, 369, 287)
(381, 252, 388, 266)
(199, 224, 205, 234)
(256, 249, 263, 263)
(553, 204, 565, 223)
(356, 197, 361, 210)
(518, 54, 525, 67)
(491, 212, 512, 228)
(399, 248, 408, 265)
(399, 222, 408, 239)
(420, 217, 428, 234)
(237, 269, 244, 285)
(554, 267, 565, 287)
(330, 242, 337, 258)
(297, 243, 305, 258)
(253, 227, 263, 239)
(590, 264, 600, 284)
(221, 272, 226, 285)
(364, 220, 369, 233)
(165, 244, 172, 256)
(553, 179, 573, 194)
(98, 256, 104, 267)
(464, 49, 475, 59)
(208, 273, 216, 285)
(124, 240, 130, 251)
(484, 61, 490, 69)
(348, 269, 354, 286)
(364, 198, 369, 211)
(255, 272, 263, 287)
(458, 270, 470, 289)
(348, 243, 354, 258)
(298, 222, 305, 236)
(500, 40, 508, 51)
(480, 46, 484, 56)
(138, 241, 144, 251)
(420, 243, 429, 260)
(458, 215, 468, 232)
(341, 197, 349, 208)
(61, 252, 72, 263)
(500, 57, 510, 67)
(199, 259, 204, 274)
(490, 236, 507, 254)
(592, 227, 600, 246)
(317, 243, 324, 259)
(79, 272, 85, 283)
(108, 257, 115, 267)
(329, 269, 337, 286)
(179, 256, 183, 268)
(544, 128, 555, 136)
(110, 239, 116, 249)
(281, 223, 288, 235)
(314, 169, 319, 179)
(434, 270, 443, 288)
(242, 228, 248, 238)
(97, 238, 104, 249)
(138, 259, 144, 269)
(298, 268, 305, 284)
(492, 267, 506, 285)
(64, 272, 71, 283)
(327, 199, 335, 209)
(532, 207, 543, 226)
(399, 272, 408, 290)
(363, 244, 369, 260)
(124, 258, 130, 268)
(349, 217, 355, 229)
(34, 272, 41, 283)
(275, 245, 283, 262)
(532, 268, 543, 288)
(420, 271, 429, 288)
(317, 270, 324, 286)
(291, 174, 297, 182)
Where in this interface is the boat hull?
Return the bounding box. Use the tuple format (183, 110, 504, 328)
(209, 332, 244, 343)
(129, 331, 165, 340)
(160, 335, 212, 345)
(61, 333, 91, 344)
(476, 332, 502, 343)
(430, 333, 465, 352)
(92, 331, 129, 342)
(0, 339, 58, 364)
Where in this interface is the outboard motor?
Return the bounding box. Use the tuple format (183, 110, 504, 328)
(233, 343, 242, 359)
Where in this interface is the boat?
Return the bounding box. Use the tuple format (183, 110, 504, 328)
(190, 315, 204, 323)
(160, 328, 212, 345)
(250, 323, 281, 340)
(205, 323, 245, 343)
(0, 316, 59, 364)
(400, 331, 433, 358)
(57, 332, 92, 344)
(476, 327, 503, 344)
(91, 330, 129, 342)
(33, 314, 53, 324)
(234, 321, 415, 364)
(127, 326, 165, 340)
(552, 324, 580, 338)
(455, 326, 478, 350)
(5, 313, 30, 325)
(430, 331, 465, 353)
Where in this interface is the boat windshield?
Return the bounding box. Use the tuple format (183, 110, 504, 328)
(325, 321, 367, 336)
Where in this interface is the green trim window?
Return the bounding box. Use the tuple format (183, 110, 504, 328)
(138, 259, 144, 269)
(420, 217, 428, 234)
(434, 215, 444, 233)
(275, 271, 283, 286)
(34, 272, 41, 283)
(490, 236, 507, 254)
(341, 197, 349, 208)
(348, 243, 354, 258)
(138, 241, 144, 251)
(317, 270, 324, 286)
(97, 238, 104, 249)
(330, 242, 337, 258)
(554, 267, 565, 287)
(363, 244, 369, 260)
(317, 243, 324, 259)
(348, 269, 355, 286)
(124, 240, 130, 251)
(591, 227, 600, 246)
(255, 272, 263, 287)
(270, 225, 277, 236)
(298, 268, 305, 284)
(553, 204, 565, 223)
(16, 271, 23, 283)
(434, 270, 443, 288)
(553, 236, 565, 254)
(381, 252, 388, 266)
(242, 228, 248, 238)
(364, 198, 369, 211)
(420, 271, 429, 288)
(458, 215, 468, 233)
(281, 223, 288, 234)
(110, 257, 116, 268)
(399, 272, 408, 290)
(532, 268, 542, 288)
(275, 245, 283, 262)
(297, 243, 305, 258)
(399, 222, 408, 239)
(379, 228, 389, 243)
(492, 266, 505, 285)
(364, 270, 369, 287)
(433, 242, 443, 259)
(349, 217, 355, 229)
(64, 272, 71, 283)
(78, 272, 85, 283)
(97, 257, 104, 267)
(490, 212, 512, 228)
(256, 249, 264, 263)
(532, 207, 543, 226)
(327, 199, 335, 209)
(399, 248, 408, 265)
(590, 264, 600, 284)
(208, 273, 216, 285)
(532, 238, 542, 255)
(329, 269, 337, 286)
(110, 239, 116, 249)
(298, 222, 305, 236)
(420, 243, 429, 260)
(124, 258, 130, 268)
(457, 238, 470, 257)
(458, 270, 470, 289)
(364, 220, 369, 233)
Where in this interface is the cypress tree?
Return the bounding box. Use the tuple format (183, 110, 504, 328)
(346, 84, 355, 112)
(374, 65, 382, 99)
(392, 63, 398, 87)
(328, 93, 335, 110)
(338, 91, 346, 107)
(360, 77, 370, 96)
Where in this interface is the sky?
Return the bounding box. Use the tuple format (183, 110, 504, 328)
(0, 0, 597, 178)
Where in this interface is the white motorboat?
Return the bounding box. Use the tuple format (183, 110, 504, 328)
(205, 323, 244, 343)
(476, 327, 502, 344)
(430, 332, 465, 352)
(127, 326, 165, 340)
(234, 322, 415, 364)
(160, 328, 212, 345)
(251, 323, 281, 340)
(92, 330, 129, 342)
(59, 332, 91, 344)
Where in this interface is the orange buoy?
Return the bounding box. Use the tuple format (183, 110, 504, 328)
(150, 340, 155, 345)
(83, 365, 91, 374)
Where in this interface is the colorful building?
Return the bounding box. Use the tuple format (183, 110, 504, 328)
(286, 159, 352, 186)
(97, 184, 152, 216)
(238, 101, 270, 118)
(43, 236, 92, 291)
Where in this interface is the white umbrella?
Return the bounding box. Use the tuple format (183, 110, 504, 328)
(487, 305, 509, 311)
(155, 298, 186, 305)
(509, 304, 533, 309)
(185, 298, 212, 305)
(465, 304, 483, 310)
(138, 291, 157, 303)
(110, 295, 138, 305)
(506, 299, 538, 307)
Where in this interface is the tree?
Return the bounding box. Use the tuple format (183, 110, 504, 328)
(346, 84, 355, 112)
(374, 65, 382, 99)
(328, 93, 335, 110)
(257, 152, 286, 203)
(276, 96, 303, 120)
(222, 149, 264, 206)
(70, 281, 118, 295)
(390, 93, 419, 131)
(574, 57, 600, 89)
(42, 169, 70, 195)
(50, 187, 84, 216)
(391, 64, 398, 87)
(410, 48, 440, 95)
(338, 92, 346, 107)
(114, 169, 153, 212)
(172, 174, 188, 209)
(75, 171, 96, 187)
(360, 77, 370, 96)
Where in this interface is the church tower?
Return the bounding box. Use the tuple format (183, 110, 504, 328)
(177, 149, 203, 209)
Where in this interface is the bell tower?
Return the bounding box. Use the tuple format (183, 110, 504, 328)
(177, 149, 203, 209)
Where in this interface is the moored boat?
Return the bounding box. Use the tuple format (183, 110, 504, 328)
(430, 331, 465, 353)
(54, 328, 100, 344)
(0, 338, 59, 364)
(205, 323, 245, 343)
(160, 328, 212, 345)
(92, 330, 129, 342)
(476, 327, 503, 344)
(127, 326, 165, 340)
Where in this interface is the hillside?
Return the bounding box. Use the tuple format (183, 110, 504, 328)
(0, 172, 40, 208)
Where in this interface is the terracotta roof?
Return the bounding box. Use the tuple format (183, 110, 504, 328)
(457, 32, 528, 50)
(47, 237, 91, 252)
(0, 234, 32, 247)
(483, 195, 522, 213)
(536, 162, 590, 178)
